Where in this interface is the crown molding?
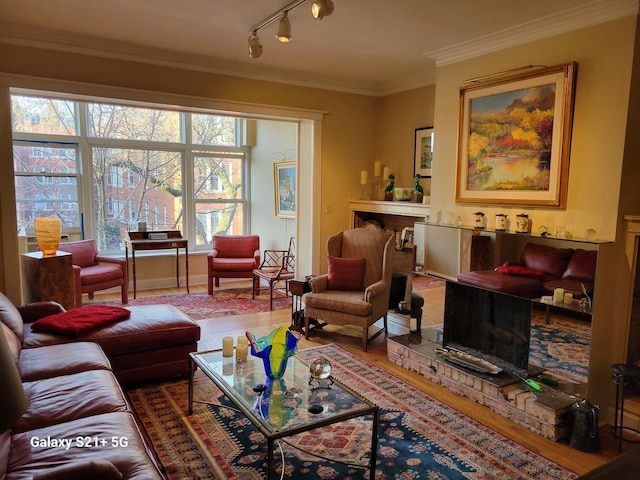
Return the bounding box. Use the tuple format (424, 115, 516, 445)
(426, 0, 639, 66)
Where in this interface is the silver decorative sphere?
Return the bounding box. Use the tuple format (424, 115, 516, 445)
(309, 357, 332, 380)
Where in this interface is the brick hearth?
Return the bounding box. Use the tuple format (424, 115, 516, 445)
(387, 329, 586, 441)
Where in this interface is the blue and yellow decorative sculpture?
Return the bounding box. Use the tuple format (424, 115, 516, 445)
(246, 326, 299, 380)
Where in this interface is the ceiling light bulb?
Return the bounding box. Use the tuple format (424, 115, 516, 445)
(276, 12, 292, 42)
(248, 31, 263, 58)
(312, 0, 334, 19)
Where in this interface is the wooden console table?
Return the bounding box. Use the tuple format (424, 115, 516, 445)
(22, 251, 75, 309)
(125, 230, 189, 299)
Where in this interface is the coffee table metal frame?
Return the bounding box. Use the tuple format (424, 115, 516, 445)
(189, 350, 379, 480)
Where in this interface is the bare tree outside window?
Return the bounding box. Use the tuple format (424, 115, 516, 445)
(11, 92, 248, 253)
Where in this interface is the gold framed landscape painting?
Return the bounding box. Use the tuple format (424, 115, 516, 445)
(456, 62, 577, 207)
(274, 161, 296, 219)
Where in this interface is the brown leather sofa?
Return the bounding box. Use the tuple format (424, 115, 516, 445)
(1, 295, 166, 479)
(458, 242, 597, 299)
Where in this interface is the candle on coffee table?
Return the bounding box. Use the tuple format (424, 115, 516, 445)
(553, 288, 565, 304)
(222, 336, 234, 357)
(564, 292, 573, 304)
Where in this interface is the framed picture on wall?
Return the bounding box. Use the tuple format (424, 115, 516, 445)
(274, 161, 296, 219)
(456, 62, 577, 207)
(414, 127, 434, 178)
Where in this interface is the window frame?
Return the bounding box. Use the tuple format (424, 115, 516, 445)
(11, 91, 249, 254)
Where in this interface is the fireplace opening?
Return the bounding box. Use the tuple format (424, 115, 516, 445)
(443, 280, 535, 377)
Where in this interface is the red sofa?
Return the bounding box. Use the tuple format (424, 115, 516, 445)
(207, 234, 260, 293)
(1, 295, 166, 479)
(458, 242, 597, 299)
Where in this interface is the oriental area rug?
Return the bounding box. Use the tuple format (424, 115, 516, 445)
(95, 288, 291, 320)
(127, 344, 577, 480)
(529, 314, 591, 384)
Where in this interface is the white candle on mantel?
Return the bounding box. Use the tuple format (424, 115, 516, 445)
(360, 170, 368, 185)
(374, 161, 382, 177)
(383, 166, 391, 179)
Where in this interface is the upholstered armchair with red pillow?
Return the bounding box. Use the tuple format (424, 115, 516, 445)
(303, 228, 394, 351)
(208, 235, 261, 294)
(57, 239, 128, 307)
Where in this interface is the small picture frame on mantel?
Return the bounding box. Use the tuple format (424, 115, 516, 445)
(414, 126, 434, 178)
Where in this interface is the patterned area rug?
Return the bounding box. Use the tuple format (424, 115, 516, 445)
(412, 274, 445, 291)
(529, 313, 591, 384)
(94, 288, 290, 320)
(127, 344, 577, 479)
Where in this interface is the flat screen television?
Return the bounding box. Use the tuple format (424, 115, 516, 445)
(442, 280, 532, 373)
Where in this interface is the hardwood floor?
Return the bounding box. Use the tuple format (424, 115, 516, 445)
(91, 281, 623, 477)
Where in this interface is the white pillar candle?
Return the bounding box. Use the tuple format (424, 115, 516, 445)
(236, 343, 248, 362)
(374, 161, 382, 177)
(564, 292, 573, 304)
(222, 336, 234, 357)
(360, 170, 368, 185)
(553, 288, 565, 304)
(237, 335, 248, 346)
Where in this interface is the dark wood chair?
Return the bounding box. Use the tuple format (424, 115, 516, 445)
(252, 237, 295, 310)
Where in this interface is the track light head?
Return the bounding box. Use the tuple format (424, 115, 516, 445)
(276, 11, 292, 42)
(311, 0, 334, 19)
(248, 31, 263, 58)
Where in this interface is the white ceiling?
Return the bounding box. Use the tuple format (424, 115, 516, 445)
(0, 0, 637, 96)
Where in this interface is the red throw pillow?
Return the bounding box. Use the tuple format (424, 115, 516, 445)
(327, 256, 366, 291)
(495, 265, 544, 276)
(31, 305, 131, 337)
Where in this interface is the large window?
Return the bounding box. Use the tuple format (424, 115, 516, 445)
(11, 92, 248, 253)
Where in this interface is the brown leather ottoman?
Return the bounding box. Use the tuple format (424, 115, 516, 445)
(22, 304, 201, 385)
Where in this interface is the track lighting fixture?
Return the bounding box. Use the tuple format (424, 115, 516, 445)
(247, 0, 335, 58)
(311, 0, 334, 19)
(248, 31, 263, 58)
(276, 12, 292, 43)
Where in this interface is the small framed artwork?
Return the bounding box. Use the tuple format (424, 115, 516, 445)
(273, 161, 296, 219)
(456, 62, 577, 207)
(414, 127, 434, 178)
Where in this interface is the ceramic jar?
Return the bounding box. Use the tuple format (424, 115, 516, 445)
(495, 213, 507, 231)
(473, 212, 485, 229)
(515, 214, 529, 234)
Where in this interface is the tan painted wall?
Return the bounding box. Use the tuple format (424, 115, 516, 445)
(430, 16, 637, 413)
(0, 44, 377, 297)
(375, 85, 436, 191)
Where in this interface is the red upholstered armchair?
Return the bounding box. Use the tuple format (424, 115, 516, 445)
(57, 239, 128, 307)
(208, 235, 260, 294)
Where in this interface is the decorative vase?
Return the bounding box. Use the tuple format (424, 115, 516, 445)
(34, 217, 62, 256)
(247, 326, 299, 380)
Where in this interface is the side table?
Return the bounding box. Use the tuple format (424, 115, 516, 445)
(287, 277, 311, 333)
(22, 251, 75, 310)
(611, 363, 640, 451)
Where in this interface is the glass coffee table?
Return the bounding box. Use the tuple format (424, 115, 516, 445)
(189, 350, 379, 480)
(533, 297, 592, 323)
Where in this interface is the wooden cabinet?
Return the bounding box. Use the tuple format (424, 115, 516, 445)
(22, 251, 75, 309)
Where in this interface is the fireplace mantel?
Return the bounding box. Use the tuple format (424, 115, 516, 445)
(348, 199, 430, 220)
